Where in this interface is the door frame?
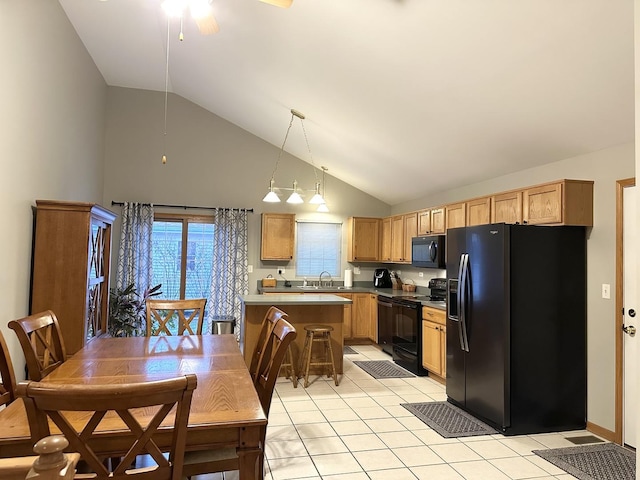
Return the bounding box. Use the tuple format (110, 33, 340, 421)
(614, 177, 636, 445)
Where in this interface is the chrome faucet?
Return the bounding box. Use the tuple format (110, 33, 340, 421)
(319, 271, 333, 287)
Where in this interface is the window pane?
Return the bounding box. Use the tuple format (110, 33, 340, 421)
(152, 221, 183, 299)
(296, 223, 341, 278)
(185, 222, 215, 299)
(152, 220, 215, 301)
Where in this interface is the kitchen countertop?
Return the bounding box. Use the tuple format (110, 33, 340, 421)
(240, 294, 352, 305)
(258, 286, 446, 310)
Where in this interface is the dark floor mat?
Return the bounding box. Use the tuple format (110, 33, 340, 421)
(533, 443, 635, 480)
(353, 360, 415, 379)
(400, 401, 498, 438)
(343, 346, 357, 354)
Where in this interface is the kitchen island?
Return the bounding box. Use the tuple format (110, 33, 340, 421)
(239, 294, 352, 375)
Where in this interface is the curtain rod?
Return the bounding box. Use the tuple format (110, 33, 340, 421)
(111, 201, 253, 213)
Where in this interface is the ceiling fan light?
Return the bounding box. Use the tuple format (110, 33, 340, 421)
(259, 0, 294, 8)
(162, 0, 187, 17)
(190, 0, 212, 19)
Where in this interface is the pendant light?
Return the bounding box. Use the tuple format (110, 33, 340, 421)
(262, 108, 325, 206)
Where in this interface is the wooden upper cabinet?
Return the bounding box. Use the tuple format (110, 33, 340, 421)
(417, 210, 431, 235)
(491, 191, 523, 224)
(403, 213, 418, 263)
(391, 215, 405, 262)
(418, 207, 445, 235)
(380, 217, 392, 262)
(31, 200, 116, 355)
(261, 213, 295, 261)
(445, 203, 466, 230)
(466, 197, 491, 226)
(523, 180, 594, 226)
(430, 208, 445, 234)
(347, 217, 380, 262)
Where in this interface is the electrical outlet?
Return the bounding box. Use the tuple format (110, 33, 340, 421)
(278, 267, 285, 275)
(602, 283, 610, 299)
(418, 272, 424, 277)
(353, 266, 361, 275)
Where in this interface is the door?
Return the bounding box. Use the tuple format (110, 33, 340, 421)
(464, 224, 508, 429)
(623, 184, 637, 447)
(446, 227, 467, 405)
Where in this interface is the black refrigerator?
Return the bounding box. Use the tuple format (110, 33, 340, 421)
(446, 223, 586, 435)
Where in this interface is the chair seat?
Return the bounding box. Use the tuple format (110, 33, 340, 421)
(304, 324, 334, 333)
(182, 447, 239, 476)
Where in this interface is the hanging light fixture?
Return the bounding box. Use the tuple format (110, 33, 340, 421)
(262, 108, 325, 206)
(317, 166, 329, 212)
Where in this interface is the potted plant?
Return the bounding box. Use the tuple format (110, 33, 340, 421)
(108, 283, 162, 337)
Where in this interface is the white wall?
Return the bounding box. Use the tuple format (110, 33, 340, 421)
(102, 87, 391, 292)
(0, 1, 107, 377)
(394, 142, 635, 433)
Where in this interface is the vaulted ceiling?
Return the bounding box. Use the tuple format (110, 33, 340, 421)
(59, 0, 634, 205)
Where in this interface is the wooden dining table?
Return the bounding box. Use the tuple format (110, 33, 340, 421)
(0, 334, 267, 480)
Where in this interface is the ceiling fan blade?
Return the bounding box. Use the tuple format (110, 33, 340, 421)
(259, 0, 294, 8)
(195, 12, 219, 35)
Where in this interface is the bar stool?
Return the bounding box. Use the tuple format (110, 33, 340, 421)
(280, 346, 298, 388)
(298, 324, 339, 388)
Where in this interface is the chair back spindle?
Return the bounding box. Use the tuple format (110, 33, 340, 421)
(8, 311, 67, 381)
(146, 299, 207, 336)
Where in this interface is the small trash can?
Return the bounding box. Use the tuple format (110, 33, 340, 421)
(210, 316, 236, 335)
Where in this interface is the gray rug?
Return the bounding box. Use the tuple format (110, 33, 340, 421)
(401, 401, 498, 438)
(533, 443, 635, 480)
(353, 360, 415, 379)
(343, 346, 357, 355)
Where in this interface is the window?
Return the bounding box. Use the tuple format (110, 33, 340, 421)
(295, 222, 342, 278)
(152, 214, 215, 300)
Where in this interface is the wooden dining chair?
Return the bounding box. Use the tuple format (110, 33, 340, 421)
(146, 298, 207, 336)
(248, 306, 288, 381)
(16, 374, 197, 480)
(0, 435, 80, 480)
(8, 310, 67, 381)
(0, 329, 17, 406)
(182, 317, 297, 479)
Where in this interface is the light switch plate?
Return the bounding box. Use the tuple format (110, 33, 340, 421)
(353, 266, 361, 275)
(602, 283, 610, 299)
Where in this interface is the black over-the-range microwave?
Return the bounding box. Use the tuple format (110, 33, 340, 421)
(411, 235, 446, 268)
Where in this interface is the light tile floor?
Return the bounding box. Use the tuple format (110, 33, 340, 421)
(201, 345, 604, 480)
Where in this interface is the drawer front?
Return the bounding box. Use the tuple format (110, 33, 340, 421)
(422, 306, 445, 325)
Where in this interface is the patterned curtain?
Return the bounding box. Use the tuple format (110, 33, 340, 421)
(207, 208, 249, 337)
(116, 202, 154, 293)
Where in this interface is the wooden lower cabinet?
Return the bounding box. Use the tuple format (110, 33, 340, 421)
(335, 293, 353, 340)
(422, 306, 446, 379)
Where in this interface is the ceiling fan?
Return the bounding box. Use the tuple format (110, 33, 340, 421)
(161, 0, 293, 36)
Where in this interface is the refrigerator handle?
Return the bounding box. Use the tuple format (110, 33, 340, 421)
(456, 254, 466, 351)
(460, 253, 470, 352)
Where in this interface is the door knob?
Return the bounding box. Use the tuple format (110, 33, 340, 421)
(623, 325, 636, 336)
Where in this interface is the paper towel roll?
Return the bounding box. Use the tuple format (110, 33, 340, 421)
(344, 269, 353, 288)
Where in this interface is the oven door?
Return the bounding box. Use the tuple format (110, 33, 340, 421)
(391, 299, 424, 375)
(377, 296, 394, 355)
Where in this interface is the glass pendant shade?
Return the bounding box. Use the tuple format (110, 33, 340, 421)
(263, 179, 281, 202)
(286, 181, 304, 204)
(317, 202, 329, 213)
(309, 183, 325, 204)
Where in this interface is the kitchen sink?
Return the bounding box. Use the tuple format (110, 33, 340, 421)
(295, 285, 350, 291)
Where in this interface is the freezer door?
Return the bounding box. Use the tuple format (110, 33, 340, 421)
(464, 224, 510, 430)
(445, 227, 467, 405)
